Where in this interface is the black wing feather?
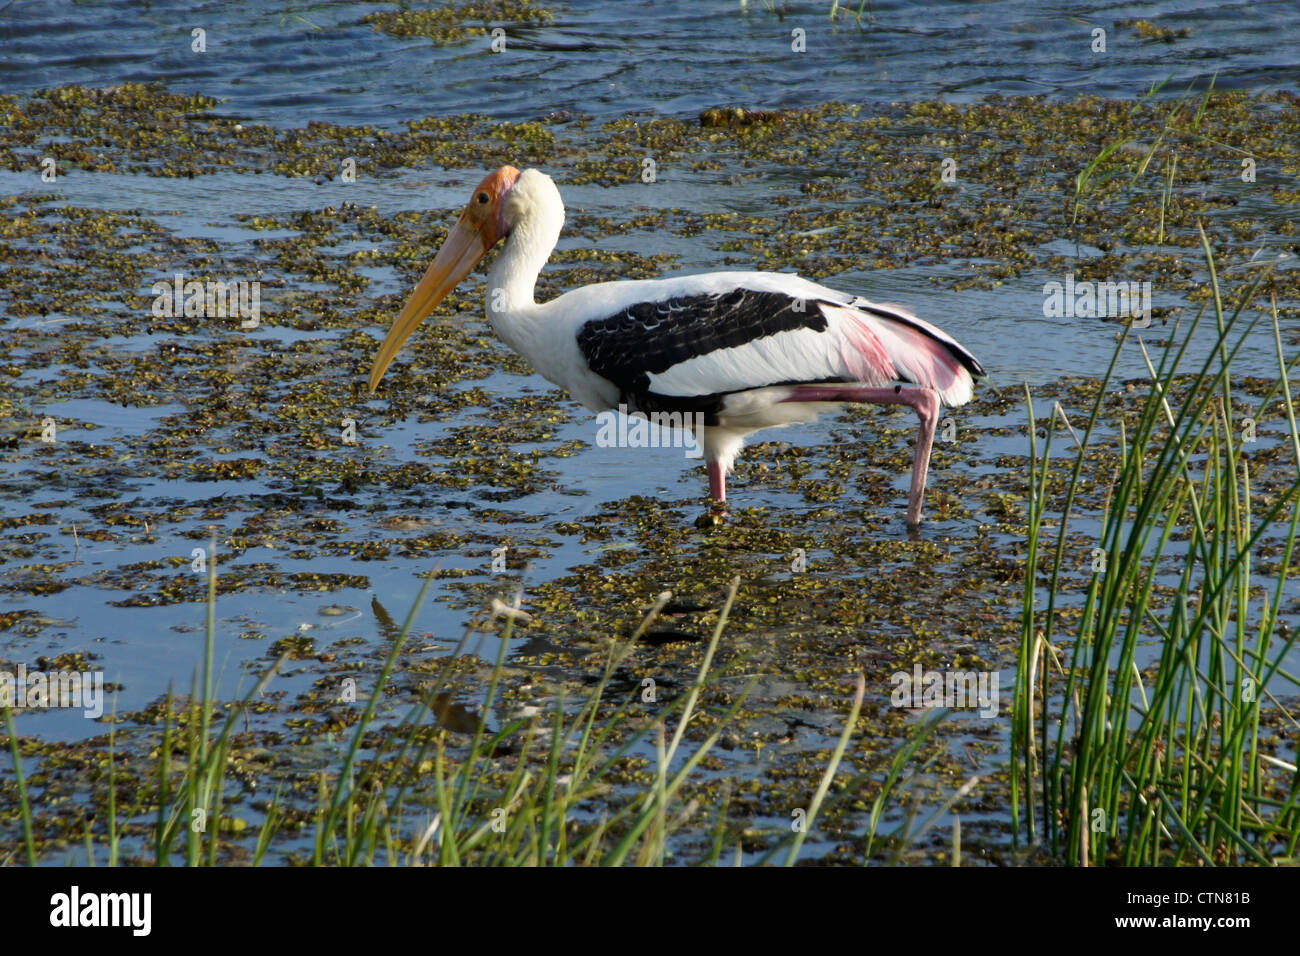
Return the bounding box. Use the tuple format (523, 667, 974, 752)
(576, 289, 831, 418)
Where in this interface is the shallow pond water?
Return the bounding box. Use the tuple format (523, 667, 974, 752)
(1, 1, 1298, 864)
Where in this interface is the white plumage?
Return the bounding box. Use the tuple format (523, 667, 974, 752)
(369, 165, 986, 527)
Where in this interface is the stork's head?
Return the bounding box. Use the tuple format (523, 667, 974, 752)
(369, 164, 564, 393)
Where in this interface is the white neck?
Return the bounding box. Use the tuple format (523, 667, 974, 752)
(486, 224, 550, 318)
(484, 171, 565, 357)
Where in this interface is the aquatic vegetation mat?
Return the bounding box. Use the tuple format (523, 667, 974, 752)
(1, 84, 1298, 864)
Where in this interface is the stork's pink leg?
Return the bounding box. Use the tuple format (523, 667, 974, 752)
(707, 459, 727, 502)
(782, 385, 941, 527)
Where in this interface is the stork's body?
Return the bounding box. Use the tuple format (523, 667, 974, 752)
(370, 166, 987, 527)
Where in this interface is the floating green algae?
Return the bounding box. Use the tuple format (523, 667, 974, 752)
(362, 0, 555, 46)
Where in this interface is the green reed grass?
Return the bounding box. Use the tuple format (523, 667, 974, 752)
(1070, 73, 1221, 228)
(4, 563, 944, 865)
(1015, 226, 1300, 865)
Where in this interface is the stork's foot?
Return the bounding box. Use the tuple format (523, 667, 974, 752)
(695, 507, 728, 529)
(698, 458, 730, 527)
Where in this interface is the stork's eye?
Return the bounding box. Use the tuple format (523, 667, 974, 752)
(477, 192, 489, 204)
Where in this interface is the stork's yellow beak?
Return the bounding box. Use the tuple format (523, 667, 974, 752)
(368, 165, 521, 393)
(368, 220, 488, 393)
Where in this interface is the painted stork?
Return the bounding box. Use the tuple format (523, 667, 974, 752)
(368, 166, 986, 527)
